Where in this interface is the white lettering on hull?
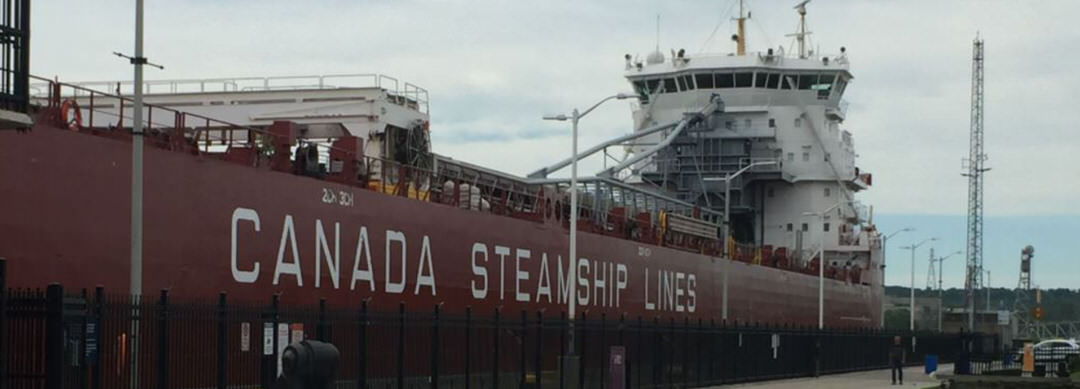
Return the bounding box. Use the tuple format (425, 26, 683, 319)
(230, 207, 698, 311)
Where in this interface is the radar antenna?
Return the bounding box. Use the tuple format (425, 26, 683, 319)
(786, 0, 813, 58)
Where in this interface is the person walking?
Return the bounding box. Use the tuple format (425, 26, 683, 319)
(889, 336, 905, 385)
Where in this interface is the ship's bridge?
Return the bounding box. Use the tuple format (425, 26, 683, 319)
(624, 50, 853, 107)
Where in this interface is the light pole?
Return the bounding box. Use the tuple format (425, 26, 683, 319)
(902, 237, 936, 331)
(803, 202, 841, 329)
(543, 92, 632, 362)
(936, 250, 961, 332)
(881, 227, 913, 328)
(712, 160, 778, 321)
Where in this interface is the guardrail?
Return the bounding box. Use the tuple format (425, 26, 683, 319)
(32, 73, 429, 114)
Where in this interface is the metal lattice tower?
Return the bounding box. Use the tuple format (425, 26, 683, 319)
(963, 36, 988, 330)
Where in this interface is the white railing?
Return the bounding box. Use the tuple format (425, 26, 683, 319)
(31, 74, 430, 113)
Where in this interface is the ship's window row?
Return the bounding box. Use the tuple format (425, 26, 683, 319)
(632, 71, 847, 100)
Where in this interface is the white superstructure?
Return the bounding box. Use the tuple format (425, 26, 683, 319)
(622, 2, 877, 272)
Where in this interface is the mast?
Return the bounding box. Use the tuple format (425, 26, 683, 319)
(963, 35, 987, 331)
(735, 0, 747, 55)
(793, 0, 812, 58)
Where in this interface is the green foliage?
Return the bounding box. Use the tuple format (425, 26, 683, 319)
(885, 286, 1080, 322)
(884, 308, 910, 330)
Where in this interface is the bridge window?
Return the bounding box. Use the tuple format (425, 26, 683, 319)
(754, 72, 768, 88)
(834, 77, 848, 98)
(765, 72, 780, 89)
(824, 223, 831, 232)
(646, 79, 660, 92)
(815, 73, 836, 99)
(734, 72, 753, 88)
(798, 74, 817, 90)
(716, 73, 734, 88)
(662, 78, 677, 93)
(695, 73, 714, 89)
(781, 74, 796, 90)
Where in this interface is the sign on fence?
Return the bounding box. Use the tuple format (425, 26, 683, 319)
(277, 323, 289, 374)
(240, 322, 250, 352)
(290, 323, 304, 343)
(610, 346, 625, 389)
(263, 323, 274, 355)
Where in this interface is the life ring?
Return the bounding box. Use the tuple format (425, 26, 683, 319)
(60, 99, 82, 131)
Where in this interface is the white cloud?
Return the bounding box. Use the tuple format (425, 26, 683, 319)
(32, 0, 1080, 215)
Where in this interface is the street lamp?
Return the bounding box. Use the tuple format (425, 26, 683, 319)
(936, 250, 961, 332)
(706, 160, 778, 321)
(880, 227, 913, 328)
(902, 237, 937, 331)
(542, 92, 633, 362)
(803, 202, 841, 329)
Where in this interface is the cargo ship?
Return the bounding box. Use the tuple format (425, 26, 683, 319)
(0, 2, 881, 327)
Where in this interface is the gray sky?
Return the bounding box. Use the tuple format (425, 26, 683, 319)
(33, 1, 1080, 286)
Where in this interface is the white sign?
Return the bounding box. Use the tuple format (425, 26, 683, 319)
(263, 323, 274, 355)
(240, 322, 251, 352)
(290, 323, 305, 344)
(277, 323, 289, 374)
(997, 310, 1010, 326)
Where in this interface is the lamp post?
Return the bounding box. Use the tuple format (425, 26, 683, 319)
(713, 160, 778, 321)
(902, 237, 937, 331)
(803, 202, 842, 329)
(935, 250, 961, 332)
(543, 93, 632, 361)
(881, 227, 913, 328)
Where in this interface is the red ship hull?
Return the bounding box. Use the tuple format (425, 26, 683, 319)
(0, 122, 881, 328)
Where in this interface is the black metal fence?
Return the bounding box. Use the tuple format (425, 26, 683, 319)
(1, 270, 984, 389)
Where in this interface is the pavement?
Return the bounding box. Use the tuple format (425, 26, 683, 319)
(708, 364, 951, 389)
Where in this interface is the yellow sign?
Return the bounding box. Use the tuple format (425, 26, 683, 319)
(1022, 343, 1034, 373)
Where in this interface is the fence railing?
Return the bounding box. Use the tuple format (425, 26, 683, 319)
(1, 274, 986, 388)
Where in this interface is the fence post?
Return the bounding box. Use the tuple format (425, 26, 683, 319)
(217, 292, 227, 389)
(559, 311, 566, 389)
(493, 307, 500, 389)
(579, 311, 586, 389)
(599, 313, 605, 389)
(92, 286, 103, 389)
(535, 311, 543, 389)
(157, 289, 169, 389)
(358, 300, 367, 389)
(696, 318, 703, 387)
(397, 302, 405, 389)
(519, 310, 526, 389)
(261, 293, 280, 389)
(317, 298, 327, 342)
(432, 304, 440, 389)
(0, 258, 6, 389)
(465, 306, 471, 389)
(45, 283, 64, 389)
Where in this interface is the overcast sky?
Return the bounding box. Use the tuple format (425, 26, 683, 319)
(32, 1, 1080, 288)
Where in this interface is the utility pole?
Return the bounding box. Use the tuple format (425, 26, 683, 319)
(925, 247, 936, 290)
(962, 35, 988, 331)
(115, 1, 162, 387)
